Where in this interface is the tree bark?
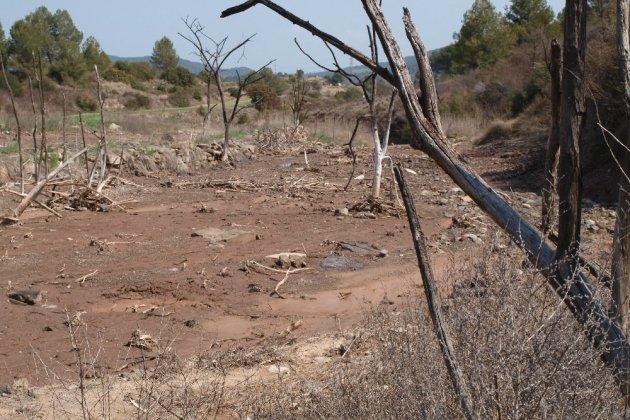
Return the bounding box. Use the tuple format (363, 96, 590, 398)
(395, 164, 477, 420)
(555, 0, 586, 276)
(613, 0, 630, 336)
(541, 39, 562, 235)
(403, 8, 443, 135)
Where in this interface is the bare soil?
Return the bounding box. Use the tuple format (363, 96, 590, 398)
(0, 137, 618, 416)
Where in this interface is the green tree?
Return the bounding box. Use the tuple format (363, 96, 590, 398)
(9, 7, 85, 82)
(82, 36, 111, 72)
(151, 36, 178, 73)
(506, 0, 554, 25)
(0, 23, 6, 59)
(449, 0, 516, 73)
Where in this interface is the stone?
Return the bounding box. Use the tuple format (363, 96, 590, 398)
(463, 233, 483, 244)
(320, 256, 364, 272)
(192, 227, 257, 245)
(268, 365, 290, 375)
(7, 290, 42, 305)
(334, 208, 349, 217)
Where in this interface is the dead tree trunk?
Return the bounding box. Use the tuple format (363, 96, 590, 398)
(541, 40, 562, 235)
(613, 0, 630, 335)
(555, 0, 586, 281)
(395, 165, 477, 420)
(403, 8, 443, 134)
(221, 0, 630, 394)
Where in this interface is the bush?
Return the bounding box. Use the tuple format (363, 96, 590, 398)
(0, 71, 23, 97)
(245, 243, 622, 418)
(168, 89, 190, 108)
(192, 90, 202, 101)
(75, 92, 98, 112)
(123, 93, 151, 110)
(335, 86, 363, 102)
(162, 66, 195, 87)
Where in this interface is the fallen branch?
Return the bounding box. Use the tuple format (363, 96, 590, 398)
(12, 147, 87, 218)
(75, 270, 98, 284)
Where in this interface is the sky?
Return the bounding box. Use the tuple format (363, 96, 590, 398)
(1, 1, 565, 74)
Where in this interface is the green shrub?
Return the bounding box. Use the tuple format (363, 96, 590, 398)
(237, 113, 249, 125)
(123, 93, 151, 110)
(168, 90, 190, 108)
(192, 90, 202, 101)
(162, 66, 195, 87)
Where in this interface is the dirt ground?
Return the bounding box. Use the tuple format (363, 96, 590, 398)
(0, 137, 618, 417)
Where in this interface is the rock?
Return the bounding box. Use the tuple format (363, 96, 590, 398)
(353, 211, 376, 219)
(106, 151, 121, 167)
(192, 227, 257, 245)
(183, 320, 196, 328)
(353, 174, 365, 181)
(248, 284, 262, 293)
(320, 256, 364, 272)
(0, 384, 12, 396)
(463, 233, 483, 244)
(266, 252, 307, 268)
(522, 203, 532, 209)
(334, 208, 349, 217)
(7, 290, 42, 305)
(268, 365, 290, 375)
(108, 123, 122, 132)
(338, 241, 386, 258)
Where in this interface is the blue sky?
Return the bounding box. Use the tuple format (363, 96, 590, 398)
(2, 1, 565, 73)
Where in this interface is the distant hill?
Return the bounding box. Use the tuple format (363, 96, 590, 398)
(108, 55, 253, 81)
(308, 53, 437, 80)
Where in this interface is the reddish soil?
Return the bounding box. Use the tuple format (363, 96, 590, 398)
(0, 145, 466, 387)
(0, 137, 617, 398)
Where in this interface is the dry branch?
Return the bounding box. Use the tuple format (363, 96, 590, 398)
(395, 164, 476, 420)
(12, 147, 88, 218)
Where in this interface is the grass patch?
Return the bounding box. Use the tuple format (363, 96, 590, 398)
(0, 142, 20, 155)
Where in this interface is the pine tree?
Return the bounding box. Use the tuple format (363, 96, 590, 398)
(150, 37, 178, 73)
(450, 0, 516, 73)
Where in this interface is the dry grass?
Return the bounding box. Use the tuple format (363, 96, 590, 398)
(243, 241, 624, 419)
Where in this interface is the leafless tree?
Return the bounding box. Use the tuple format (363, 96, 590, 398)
(221, 0, 630, 395)
(0, 52, 24, 193)
(288, 69, 311, 126)
(296, 27, 396, 199)
(180, 18, 272, 162)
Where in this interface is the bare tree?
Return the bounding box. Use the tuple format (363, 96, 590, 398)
(288, 69, 310, 126)
(0, 52, 24, 193)
(613, 0, 630, 335)
(296, 25, 396, 198)
(221, 0, 630, 394)
(180, 18, 272, 162)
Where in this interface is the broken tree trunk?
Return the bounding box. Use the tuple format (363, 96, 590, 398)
(541, 39, 562, 235)
(395, 164, 477, 420)
(555, 0, 586, 278)
(613, 0, 630, 336)
(12, 147, 88, 218)
(402, 8, 443, 135)
(221, 0, 630, 394)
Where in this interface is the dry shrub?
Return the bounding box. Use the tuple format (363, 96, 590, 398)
(474, 119, 516, 146)
(246, 243, 623, 419)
